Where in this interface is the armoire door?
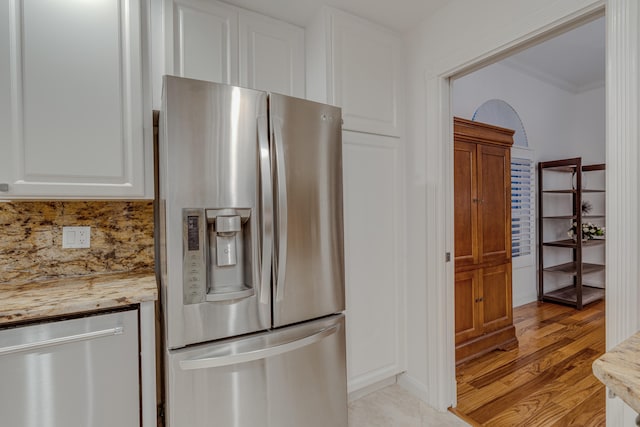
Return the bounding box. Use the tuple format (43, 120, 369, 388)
(480, 262, 513, 333)
(477, 144, 511, 265)
(454, 269, 481, 345)
(454, 141, 479, 268)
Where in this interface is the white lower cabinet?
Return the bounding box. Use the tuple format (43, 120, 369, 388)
(0, 0, 149, 199)
(342, 131, 405, 392)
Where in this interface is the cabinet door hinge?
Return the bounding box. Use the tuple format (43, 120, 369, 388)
(445, 252, 451, 262)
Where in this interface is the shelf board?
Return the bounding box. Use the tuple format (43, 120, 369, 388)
(543, 262, 605, 274)
(542, 189, 605, 194)
(582, 164, 606, 172)
(539, 161, 605, 173)
(541, 285, 605, 306)
(542, 239, 605, 248)
(542, 189, 576, 194)
(541, 215, 604, 220)
(544, 167, 576, 172)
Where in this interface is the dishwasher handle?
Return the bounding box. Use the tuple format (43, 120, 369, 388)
(0, 326, 124, 356)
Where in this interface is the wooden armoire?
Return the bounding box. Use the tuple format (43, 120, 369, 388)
(454, 117, 518, 364)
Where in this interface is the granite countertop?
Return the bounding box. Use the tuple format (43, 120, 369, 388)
(0, 272, 158, 326)
(593, 331, 640, 413)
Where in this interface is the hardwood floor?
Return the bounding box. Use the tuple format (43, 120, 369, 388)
(454, 300, 605, 426)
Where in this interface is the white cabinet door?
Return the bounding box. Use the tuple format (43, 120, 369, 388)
(171, 0, 238, 85)
(306, 8, 401, 137)
(165, 0, 304, 98)
(342, 131, 405, 392)
(0, 1, 12, 195)
(0, 0, 147, 199)
(239, 11, 304, 97)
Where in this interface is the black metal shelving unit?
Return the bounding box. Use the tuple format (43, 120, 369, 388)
(538, 158, 605, 309)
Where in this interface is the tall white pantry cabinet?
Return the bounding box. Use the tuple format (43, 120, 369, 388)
(0, 0, 151, 199)
(306, 7, 407, 394)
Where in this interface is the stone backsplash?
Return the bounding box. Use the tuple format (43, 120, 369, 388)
(0, 201, 155, 285)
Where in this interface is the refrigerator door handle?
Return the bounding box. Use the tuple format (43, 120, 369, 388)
(0, 326, 124, 356)
(273, 119, 287, 302)
(258, 115, 273, 305)
(179, 324, 339, 370)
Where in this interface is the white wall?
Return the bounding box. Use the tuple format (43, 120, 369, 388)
(452, 63, 605, 165)
(451, 61, 605, 307)
(571, 85, 606, 163)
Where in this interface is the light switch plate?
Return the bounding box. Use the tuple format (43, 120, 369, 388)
(62, 226, 91, 248)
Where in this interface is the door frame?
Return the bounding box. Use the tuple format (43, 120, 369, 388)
(421, 1, 640, 424)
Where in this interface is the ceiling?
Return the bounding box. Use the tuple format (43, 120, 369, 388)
(502, 16, 605, 93)
(223, 0, 605, 93)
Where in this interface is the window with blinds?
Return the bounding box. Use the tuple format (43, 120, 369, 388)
(511, 158, 534, 257)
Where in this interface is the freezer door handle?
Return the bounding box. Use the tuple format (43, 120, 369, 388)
(179, 324, 339, 370)
(257, 115, 273, 305)
(272, 118, 287, 302)
(0, 326, 124, 356)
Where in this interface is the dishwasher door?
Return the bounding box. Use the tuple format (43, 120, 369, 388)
(0, 309, 140, 427)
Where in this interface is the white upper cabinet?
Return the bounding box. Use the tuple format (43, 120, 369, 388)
(0, 0, 149, 199)
(162, 0, 304, 103)
(239, 11, 304, 96)
(306, 8, 401, 137)
(170, 0, 238, 86)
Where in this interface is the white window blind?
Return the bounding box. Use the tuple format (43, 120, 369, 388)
(511, 157, 534, 257)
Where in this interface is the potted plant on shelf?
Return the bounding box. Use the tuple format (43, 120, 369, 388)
(568, 222, 605, 241)
(567, 200, 605, 241)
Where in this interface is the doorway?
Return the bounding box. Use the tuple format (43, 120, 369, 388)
(448, 14, 606, 426)
(406, 1, 640, 425)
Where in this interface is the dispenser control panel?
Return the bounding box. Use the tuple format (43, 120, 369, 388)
(182, 209, 207, 304)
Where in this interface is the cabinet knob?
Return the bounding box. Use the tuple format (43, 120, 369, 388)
(0, 183, 8, 192)
(475, 297, 484, 303)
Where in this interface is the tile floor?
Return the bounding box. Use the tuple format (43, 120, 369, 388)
(348, 384, 470, 427)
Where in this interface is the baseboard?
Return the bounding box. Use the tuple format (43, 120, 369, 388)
(396, 372, 429, 403)
(347, 364, 402, 395)
(348, 376, 397, 402)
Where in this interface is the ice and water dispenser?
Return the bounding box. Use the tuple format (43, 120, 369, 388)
(182, 208, 254, 304)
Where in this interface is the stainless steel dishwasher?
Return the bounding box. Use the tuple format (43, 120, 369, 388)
(0, 308, 140, 427)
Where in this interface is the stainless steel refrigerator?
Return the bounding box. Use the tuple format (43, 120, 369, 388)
(156, 76, 347, 427)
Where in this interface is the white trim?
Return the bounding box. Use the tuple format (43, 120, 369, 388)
(605, 0, 640, 424)
(139, 301, 157, 427)
(348, 366, 400, 395)
(397, 372, 429, 403)
(423, 74, 456, 410)
(348, 376, 397, 402)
